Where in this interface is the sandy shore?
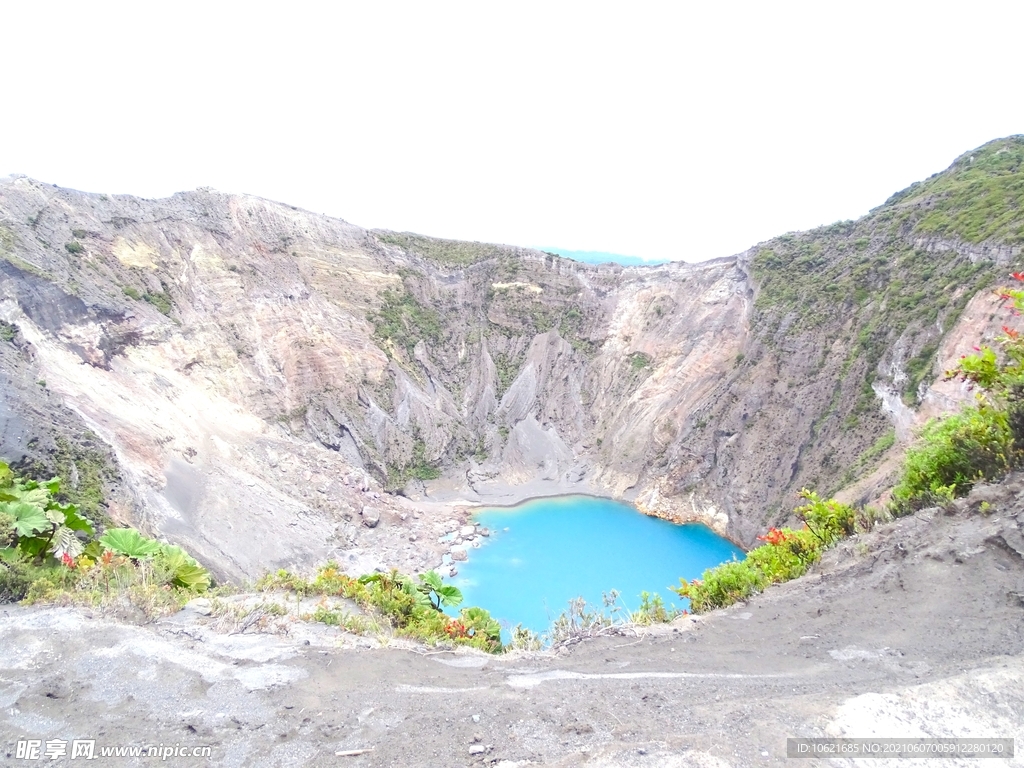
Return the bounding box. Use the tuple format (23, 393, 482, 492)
(409, 471, 608, 509)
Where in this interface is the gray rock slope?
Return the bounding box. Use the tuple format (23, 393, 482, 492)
(0, 138, 1021, 575)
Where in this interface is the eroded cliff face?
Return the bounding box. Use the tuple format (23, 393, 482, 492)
(0, 138, 1021, 573)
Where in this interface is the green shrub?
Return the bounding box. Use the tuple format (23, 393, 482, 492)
(630, 591, 677, 625)
(673, 513, 845, 614)
(15, 547, 206, 620)
(628, 351, 652, 371)
(64, 241, 84, 254)
(0, 460, 211, 610)
(0, 551, 49, 602)
(143, 290, 173, 316)
(794, 489, 856, 545)
(122, 286, 142, 300)
(264, 564, 502, 652)
(745, 527, 821, 582)
(890, 402, 1013, 515)
(0, 461, 94, 562)
(674, 559, 767, 613)
(367, 287, 442, 357)
(312, 605, 341, 625)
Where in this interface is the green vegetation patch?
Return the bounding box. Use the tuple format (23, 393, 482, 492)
(890, 401, 1013, 516)
(753, 228, 1000, 419)
(673, 491, 855, 613)
(903, 343, 940, 404)
(386, 436, 442, 490)
(0, 225, 16, 253)
(257, 564, 503, 652)
(368, 287, 443, 357)
(628, 351, 652, 371)
(0, 320, 18, 342)
(0, 461, 210, 611)
(143, 290, 173, 316)
(493, 350, 521, 397)
(18, 436, 119, 521)
(374, 231, 509, 267)
(890, 281, 1024, 515)
(894, 137, 1024, 245)
(837, 429, 897, 489)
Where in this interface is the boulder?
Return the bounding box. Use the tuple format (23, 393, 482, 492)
(184, 598, 212, 616)
(451, 546, 468, 562)
(360, 506, 380, 528)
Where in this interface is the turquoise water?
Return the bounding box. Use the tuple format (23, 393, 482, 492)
(450, 495, 743, 638)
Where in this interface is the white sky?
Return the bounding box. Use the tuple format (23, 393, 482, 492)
(2, 1, 1021, 262)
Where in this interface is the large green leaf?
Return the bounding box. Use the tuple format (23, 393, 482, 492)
(44, 508, 64, 526)
(18, 536, 48, 557)
(99, 528, 162, 559)
(460, 606, 501, 639)
(419, 570, 444, 591)
(154, 544, 211, 591)
(60, 505, 93, 535)
(159, 544, 191, 571)
(171, 561, 211, 592)
(50, 525, 84, 560)
(435, 584, 463, 608)
(417, 569, 463, 608)
(9, 502, 51, 537)
(5, 486, 48, 508)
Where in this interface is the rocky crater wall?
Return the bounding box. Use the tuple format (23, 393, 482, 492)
(1, 141, 1020, 575)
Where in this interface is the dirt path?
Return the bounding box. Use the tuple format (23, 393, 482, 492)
(3, 481, 1024, 767)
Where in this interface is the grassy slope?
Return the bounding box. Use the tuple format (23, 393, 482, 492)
(742, 136, 1023, 504)
(754, 136, 1023, 399)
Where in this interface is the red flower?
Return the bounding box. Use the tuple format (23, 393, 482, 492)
(1011, 272, 1024, 281)
(758, 527, 795, 546)
(1003, 326, 1019, 339)
(61, 553, 75, 568)
(444, 619, 470, 639)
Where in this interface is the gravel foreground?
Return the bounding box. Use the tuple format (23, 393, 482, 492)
(2, 480, 1023, 768)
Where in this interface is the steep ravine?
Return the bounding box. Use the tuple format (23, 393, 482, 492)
(0, 137, 1022, 576)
